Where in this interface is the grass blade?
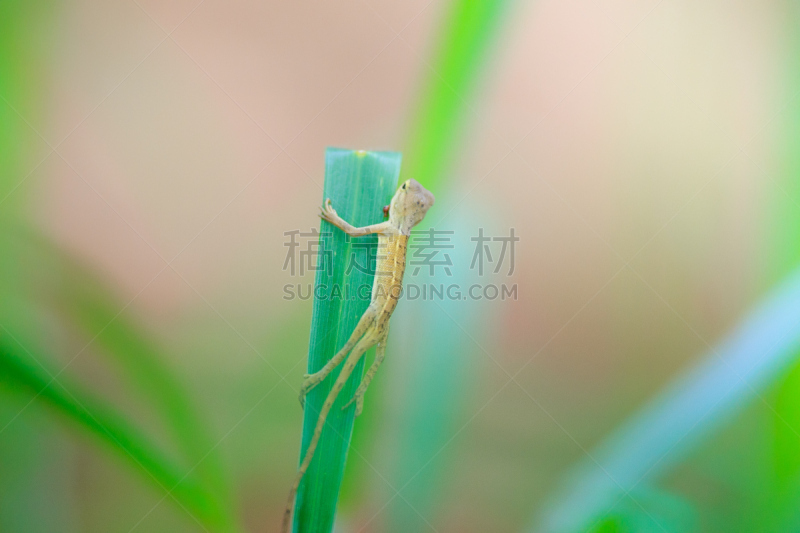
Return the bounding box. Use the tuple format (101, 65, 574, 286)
(0, 338, 236, 532)
(533, 266, 800, 533)
(384, 210, 494, 532)
(340, 0, 514, 526)
(403, 0, 513, 193)
(50, 247, 230, 510)
(293, 148, 401, 533)
(764, 6, 800, 525)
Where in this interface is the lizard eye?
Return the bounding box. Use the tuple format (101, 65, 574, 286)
(402, 182, 406, 189)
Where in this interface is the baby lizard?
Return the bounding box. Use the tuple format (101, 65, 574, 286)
(282, 178, 435, 532)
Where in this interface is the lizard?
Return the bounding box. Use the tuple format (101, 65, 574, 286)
(281, 178, 435, 533)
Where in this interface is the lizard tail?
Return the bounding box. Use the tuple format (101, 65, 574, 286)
(281, 469, 305, 533)
(281, 395, 331, 533)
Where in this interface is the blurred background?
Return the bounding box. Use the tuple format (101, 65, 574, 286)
(2, 0, 800, 532)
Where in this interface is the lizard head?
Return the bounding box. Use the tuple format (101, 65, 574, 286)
(389, 178, 435, 233)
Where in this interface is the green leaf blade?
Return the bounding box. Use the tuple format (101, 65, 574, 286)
(294, 148, 401, 533)
(0, 340, 234, 532)
(402, 0, 512, 194)
(56, 259, 230, 505)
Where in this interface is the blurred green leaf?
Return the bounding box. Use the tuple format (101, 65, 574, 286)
(0, 0, 49, 214)
(0, 222, 239, 530)
(402, 0, 512, 195)
(770, 362, 800, 488)
(0, 337, 237, 532)
(587, 486, 696, 533)
(293, 148, 400, 533)
(762, 3, 800, 530)
(50, 247, 230, 510)
(766, 1, 800, 281)
(534, 267, 800, 533)
(384, 211, 491, 533)
(343, 0, 513, 517)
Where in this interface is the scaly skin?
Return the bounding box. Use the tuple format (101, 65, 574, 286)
(282, 179, 434, 533)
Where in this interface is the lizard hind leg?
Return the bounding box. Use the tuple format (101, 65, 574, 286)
(299, 303, 377, 407)
(343, 328, 389, 416)
(282, 334, 377, 533)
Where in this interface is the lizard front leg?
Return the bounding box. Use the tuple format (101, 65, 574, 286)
(343, 328, 389, 416)
(299, 303, 378, 407)
(319, 199, 390, 236)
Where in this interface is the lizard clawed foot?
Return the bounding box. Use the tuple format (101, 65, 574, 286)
(298, 390, 307, 409)
(342, 393, 365, 416)
(319, 199, 338, 225)
(298, 374, 321, 409)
